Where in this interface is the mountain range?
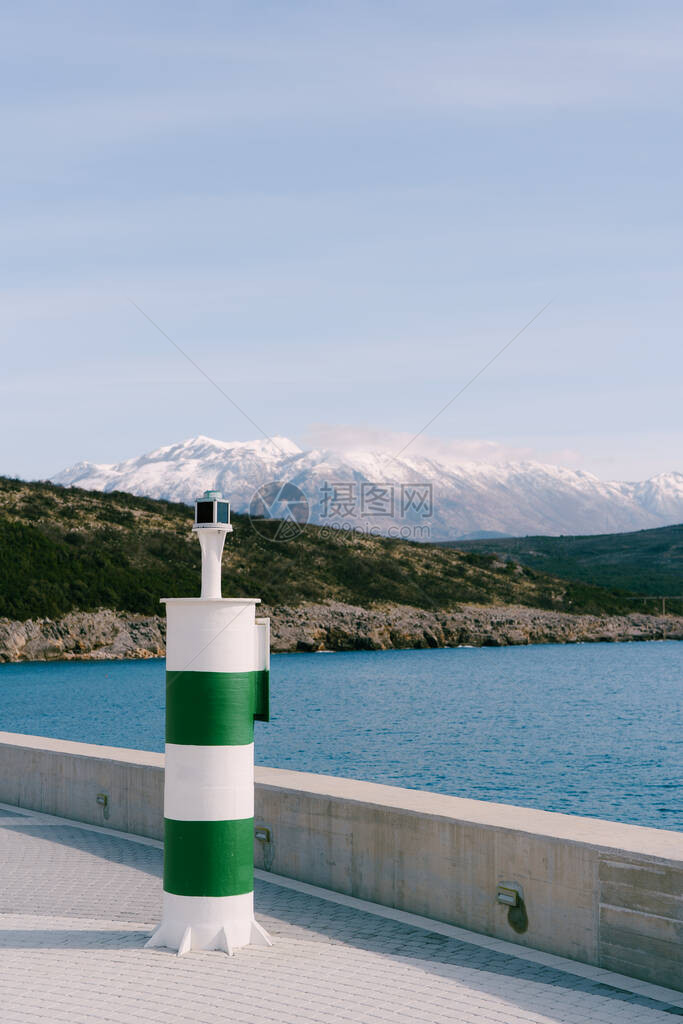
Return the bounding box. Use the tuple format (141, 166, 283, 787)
(51, 435, 683, 542)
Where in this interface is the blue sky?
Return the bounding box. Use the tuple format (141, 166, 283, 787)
(1, 1, 681, 481)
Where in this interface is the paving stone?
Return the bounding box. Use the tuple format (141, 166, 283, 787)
(0, 813, 680, 1024)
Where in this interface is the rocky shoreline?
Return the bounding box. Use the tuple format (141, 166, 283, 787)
(0, 602, 681, 663)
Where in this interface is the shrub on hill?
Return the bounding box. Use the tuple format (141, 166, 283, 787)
(0, 477, 661, 621)
(444, 525, 683, 614)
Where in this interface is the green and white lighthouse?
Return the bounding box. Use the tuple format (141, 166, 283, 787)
(146, 491, 271, 956)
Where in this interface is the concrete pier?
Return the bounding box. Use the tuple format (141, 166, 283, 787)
(0, 730, 681, 994)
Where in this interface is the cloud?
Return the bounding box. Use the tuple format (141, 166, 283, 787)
(301, 423, 583, 469)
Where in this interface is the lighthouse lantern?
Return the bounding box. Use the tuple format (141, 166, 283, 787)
(194, 490, 231, 527)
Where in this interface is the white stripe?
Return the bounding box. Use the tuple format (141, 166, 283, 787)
(255, 618, 270, 672)
(154, 892, 256, 950)
(165, 600, 257, 673)
(163, 891, 253, 921)
(164, 743, 254, 821)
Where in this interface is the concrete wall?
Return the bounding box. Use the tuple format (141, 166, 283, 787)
(0, 731, 680, 990)
(0, 732, 164, 837)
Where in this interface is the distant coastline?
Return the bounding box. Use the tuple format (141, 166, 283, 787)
(1, 602, 681, 663)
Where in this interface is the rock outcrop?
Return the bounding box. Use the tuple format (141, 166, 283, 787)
(0, 603, 681, 662)
(0, 610, 166, 663)
(263, 601, 683, 651)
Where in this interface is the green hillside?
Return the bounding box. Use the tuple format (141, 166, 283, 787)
(443, 525, 683, 613)
(0, 477, 672, 621)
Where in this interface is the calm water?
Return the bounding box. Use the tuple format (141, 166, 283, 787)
(1, 642, 681, 830)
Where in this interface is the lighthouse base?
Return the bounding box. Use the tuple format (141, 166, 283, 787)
(145, 892, 272, 957)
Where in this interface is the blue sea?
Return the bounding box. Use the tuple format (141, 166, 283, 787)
(1, 642, 681, 830)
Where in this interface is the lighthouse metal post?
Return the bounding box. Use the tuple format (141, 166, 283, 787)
(146, 490, 272, 956)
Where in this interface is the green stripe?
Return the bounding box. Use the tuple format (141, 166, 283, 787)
(164, 818, 254, 897)
(166, 670, 260, 745)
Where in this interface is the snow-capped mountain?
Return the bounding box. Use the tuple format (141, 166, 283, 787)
(51, 436, 683, 541)
(54, 436, 303, 510)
